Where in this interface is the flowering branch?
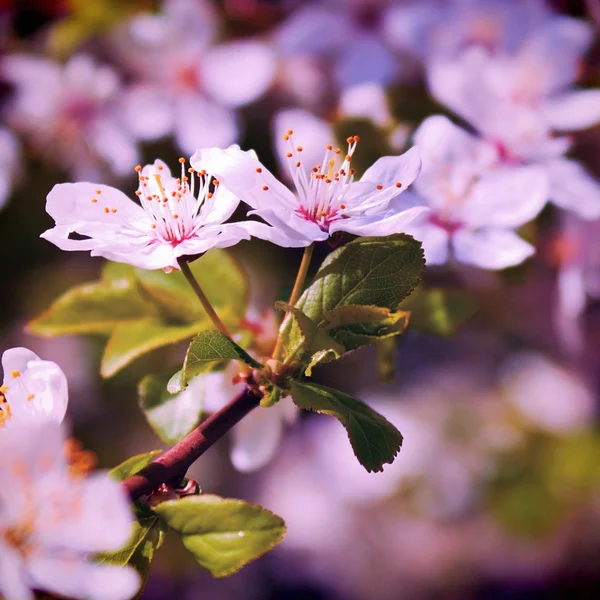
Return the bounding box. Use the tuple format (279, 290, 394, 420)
(123, 385, 261, 501)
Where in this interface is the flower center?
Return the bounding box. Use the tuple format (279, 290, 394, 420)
(280, 130, 360, 231)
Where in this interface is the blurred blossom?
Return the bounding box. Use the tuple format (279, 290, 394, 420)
(338, 82, 394, 127)
(404, 115, 548, 269)
(202, 309, 299, 472)
(553, 213, 600, 354)
(500, 353, 596, 433)
(193, 133, 425, 247)
(0, 127, 19, 210)
(271, 0, 402, 91)
(428, 15, 600, 220)
(115, 0, 276, 155)
(0, 422, 139, 600)
(384, 0, 553, 66)
(0, 347, 68, 428)
(2, 54, 140, 180)
(41, 157, 258, 271)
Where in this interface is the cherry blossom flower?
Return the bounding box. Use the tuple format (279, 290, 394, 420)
(0, 421, 139, 600)
(0, 127, 20, 210)
(428, 16, 600, 220)
(403, 116, 548, 269)
(383, 0, 553, 67)
(0, 347, 68, 429)
(192, 132, 426, 247)
(114, 0, 276, 155)
(2, 54, 140, 180)
(41, 158, 254, 271)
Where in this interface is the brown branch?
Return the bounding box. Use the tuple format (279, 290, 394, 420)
(123, 386, 261, 501)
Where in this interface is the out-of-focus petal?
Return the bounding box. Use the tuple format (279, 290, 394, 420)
(453, 229, 535, 269)
(330, 205, 429, 237)
(360, 147, 422, 190)
(119, 85, 174, 140)
(202, 40, 276, 107)
(545, 158, 600, 220)
(542, 90, 600, 131)
(404, 222, 450, 265)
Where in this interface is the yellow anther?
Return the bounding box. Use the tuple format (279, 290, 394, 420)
(11, 371, 20, 378)
(26, 394, 35, 402)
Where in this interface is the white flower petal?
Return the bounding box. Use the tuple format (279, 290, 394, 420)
(174, 95, 239, 156)
(404, 222, 450, 266)
(119, 85, 174, 140)
(202, 40, 276, 107)
(231, 406, 285, 472)
(330, 205, 429, 237)
(272, 108, 334, 180)
(542, 90, 600, 131)
(463, 165, 549, 229)
(453, 229, 535, 269)
(360, 146, 422, 191)
(28, 555, 140, 600)
(340, 83, 392, 127)
(0, 546, 33, 600)
(546, 158, 600, 220)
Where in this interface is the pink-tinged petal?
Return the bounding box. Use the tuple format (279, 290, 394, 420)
(236, 215, 317, 248)
(463, 165, 549, 229)
(0, 546, 32, 600)
(518, 16, 593, 94)
(192, 146, 298, 211)
(27, 555, 140, 600)
(272, 108, 334, 180)
(542, 90, 600, 131)
(88, 118, 140, 177)
(330, 205, 429, 237)
(199, 185, 239, 225)
(404, 222, 450, 266)
(230, 406, 285, 472)
(92, 242, 178, 271)
(44, 182, 145, 225)
(546, 158, 600, 220)
(2, 348, 68, 424)
(340, 83, 392, 127)
(119, 84, 174, 140)
(38, 473, 135, 552)
(359, 146, 422, 191)
(453, 229, 535, 269)
(202, 40, 276, 107)
(173, 95, 238, 156)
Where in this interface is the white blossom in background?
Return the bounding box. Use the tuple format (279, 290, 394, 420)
(383, 0, 553, 67)
(0, 347, 68, 428)
(41, 157, 258, 271)
(192, 130, 426, 247)
(500, 353, 595, 433)
(428, 16, 600, 220)
(115, 0, 276, 155)
(0, 421, 139, 600)
(2, 54, 140, 180)
(0, 127, 20, 210)
(271, 0, 403, 92)
(403, 116, 548, 269)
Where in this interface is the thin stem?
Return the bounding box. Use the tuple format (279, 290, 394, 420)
(178, 258, 232, 338)
(272, 244, 315, 360)
(123, 387, 260, 500)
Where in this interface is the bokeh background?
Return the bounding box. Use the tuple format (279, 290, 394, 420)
(3, 0, 600, 598)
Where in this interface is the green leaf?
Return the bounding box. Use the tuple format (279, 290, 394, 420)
(183, 331, 263, 384)
(101, 319, 203, 378)
(96, 514, 165, 599)
(400, 286, 477, 337)
(134, 250, 248, 324)
(297, 234, 424, 322)
(109, 450, 163, 482)
(290, 381, 403, 472)
(274, 302, 344, 372)
(138, 374, 205, 445)
(260, 386, 281, 408)
(27, 264, 158, 337)
(154, 495, 286, 578)
(323, 304, 410, 350)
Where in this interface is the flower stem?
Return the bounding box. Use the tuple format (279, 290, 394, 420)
(272, 244, 315, 360)
(178, 258, 232, 338)
(123, 386, 260, 500)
